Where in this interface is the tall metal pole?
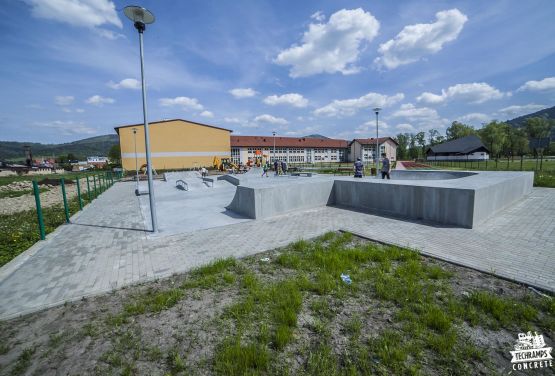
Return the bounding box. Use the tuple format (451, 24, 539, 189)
(272, 131, 276, 163)
(133, 128, 139, 195)
(138, 27, 158, 232)
(374, 109, 381, 178)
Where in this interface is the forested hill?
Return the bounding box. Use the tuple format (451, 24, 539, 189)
(0, 134, 119, 162)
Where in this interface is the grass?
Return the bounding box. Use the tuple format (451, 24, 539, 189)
(11, 347, 36, 375)
(0, 187, 48, 199)
(2, 232, 553, 375)
(429, 158, 555, 188)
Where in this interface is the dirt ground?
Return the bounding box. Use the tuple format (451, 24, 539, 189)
(0, 235, 552, 375)
(0, 181, 84, 215)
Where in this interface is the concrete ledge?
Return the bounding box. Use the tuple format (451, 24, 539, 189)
(390, 170, 477, 180)
(227, 180, 334, 219)
(217, 174, 240, 186)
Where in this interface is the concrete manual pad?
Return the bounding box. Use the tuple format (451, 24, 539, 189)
(138, 175, 250, 237)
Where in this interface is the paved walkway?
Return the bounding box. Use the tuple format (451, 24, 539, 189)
(0, 182, 553, 320)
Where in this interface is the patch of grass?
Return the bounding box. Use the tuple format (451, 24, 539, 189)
(0, 343, 10, 355)
(167, 349, 187, 374)
(344, 315, 362, 339)
(214, 339, 269, 376)
(466, 291, 538, 328)
(305, 344, 339, 376)
(123, 288, 184, 315)
(12, 347, 36, 375)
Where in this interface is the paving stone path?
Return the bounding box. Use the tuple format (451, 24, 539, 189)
(0, 182, 553, 320)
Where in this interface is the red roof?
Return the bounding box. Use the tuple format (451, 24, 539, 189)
(353, 137, 398, 145)
(231, 135, 349, 148)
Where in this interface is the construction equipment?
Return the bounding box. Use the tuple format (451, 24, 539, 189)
(213, 157, 238, 171)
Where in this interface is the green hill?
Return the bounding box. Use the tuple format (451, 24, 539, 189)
(506, 105, 555, 139)
(0, 134, 119, 162)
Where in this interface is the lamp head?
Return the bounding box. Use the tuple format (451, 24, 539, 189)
(124, 6, 155, 32)
(373, 107, 381, 114)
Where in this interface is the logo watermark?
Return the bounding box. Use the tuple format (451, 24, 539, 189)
(510, 331, 553, 371)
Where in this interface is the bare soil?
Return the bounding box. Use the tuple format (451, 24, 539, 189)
(0, 237, 552, 375)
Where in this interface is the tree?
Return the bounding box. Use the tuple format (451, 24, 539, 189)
(408, 134, 418, 160)
(506, 127, 528, 160)
(525, 117, 553, 156)
(427, 129, 444, 146)
(67, 153, 77, 162)
(415, 131, 426, 159)
(108, 144, 121, 165)
(445, 121, 476, 140)
(394, 133, 410, 160)
(478, 121, 509, 159)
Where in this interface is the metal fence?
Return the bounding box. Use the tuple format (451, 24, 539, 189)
(32, 171, 123, 240)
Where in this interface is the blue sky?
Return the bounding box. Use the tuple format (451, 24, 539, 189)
(1, 0, 554, 144)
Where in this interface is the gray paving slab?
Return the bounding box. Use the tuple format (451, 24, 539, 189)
(0, 181, 553, 320)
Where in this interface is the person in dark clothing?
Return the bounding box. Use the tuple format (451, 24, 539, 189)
(281, 160, 287, 175)
(381, 153, 390, 179)
(354, 158, 363, 178)
(273, 160, 279, 176)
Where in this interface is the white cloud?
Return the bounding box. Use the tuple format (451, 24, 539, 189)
(200, 110, 214, 118)
(375, 9, 467, 69)
(275, 8, 380, 77)
(497, 104, 547, 118)
(32, 120, 97, 136)
(159, 96, 204, 111)
(396, 123, 416, 132)
(457, 113, 490, 124)
(518, 77, 555, 92)
(85, 95, 115, 106)
(263, 93, 308, 108)
(224, 117, 242, 124)
(25, 0, 122, 29)
(55, 95, 74, 106)
(391, 103, 448, 130)
(314, 92, 404, 117)
(417, 82, 505, 104)
(62, 108, 72, 113)
(253, 114, 289, 125)
(310, 11, 325, 22)
(108, 78, 141, 90)
(75, 108, 85, 113)
(94, 28, 125, 40)
(229, 88, 257, 98)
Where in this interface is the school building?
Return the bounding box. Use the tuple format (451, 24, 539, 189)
(115, 118, 399, 170)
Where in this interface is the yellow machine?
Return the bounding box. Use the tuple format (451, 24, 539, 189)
(213, 156, 238, 171)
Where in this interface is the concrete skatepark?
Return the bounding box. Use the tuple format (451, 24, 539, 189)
(0, 167, 552, 320)
(145, 168, 534, 232)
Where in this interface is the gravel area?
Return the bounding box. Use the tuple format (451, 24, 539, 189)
(0, 182, 85, 215)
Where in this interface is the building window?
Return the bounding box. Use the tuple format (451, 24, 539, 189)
(231, 148, 240, 164)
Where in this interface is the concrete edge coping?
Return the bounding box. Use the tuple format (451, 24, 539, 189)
(0, 183, 121, 285)
(340, 229, 554, 295)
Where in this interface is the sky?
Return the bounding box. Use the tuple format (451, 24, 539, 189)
(1, 0, 554, 144)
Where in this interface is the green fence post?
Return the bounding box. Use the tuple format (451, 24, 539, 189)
(93, 174, 98, 197)
(86, 175, 92, 201)
(32, 180, 46, 240)
(76, 176, 83, 210)
(60, 178, 70, 223)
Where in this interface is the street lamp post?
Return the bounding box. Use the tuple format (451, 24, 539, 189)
(373, 107, 381, 178)
(132, 127, 139, 195)
(124, 5, 158, 232)
(272, 131, 276, 163)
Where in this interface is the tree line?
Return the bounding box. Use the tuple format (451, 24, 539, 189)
(394, 117, 554, 161)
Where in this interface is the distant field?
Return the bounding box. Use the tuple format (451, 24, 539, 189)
(428, 159, 555, 188)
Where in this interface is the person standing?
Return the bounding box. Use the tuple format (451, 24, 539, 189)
(273, 160, 279, 176)
(354, 158, 363, 178)
(262, 163, 269, 177)
(201, 166, 207, 178)
(281, 160, 287, 175)
(381, 153, 390, 179)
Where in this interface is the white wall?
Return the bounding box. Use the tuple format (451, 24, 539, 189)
(427, 152, 489, 161)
